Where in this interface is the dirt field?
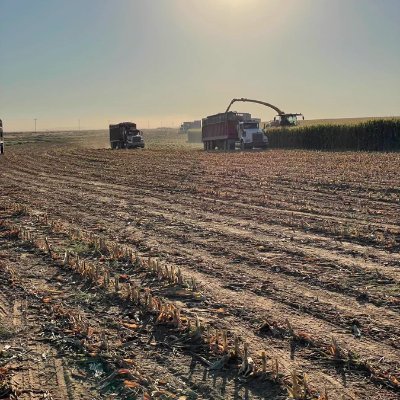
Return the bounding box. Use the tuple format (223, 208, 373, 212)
(0, 130, 399, 400)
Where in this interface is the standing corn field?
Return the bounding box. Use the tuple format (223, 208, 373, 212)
(267, 119, 400, 150)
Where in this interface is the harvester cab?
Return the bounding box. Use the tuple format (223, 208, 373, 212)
(271, 113, 304, 127)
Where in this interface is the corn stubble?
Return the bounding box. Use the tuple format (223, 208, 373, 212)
(3, 200, 399, 399)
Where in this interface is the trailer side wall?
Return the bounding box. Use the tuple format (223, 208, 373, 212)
(109, 125, 123, 142)
(202, 113, 239, 142)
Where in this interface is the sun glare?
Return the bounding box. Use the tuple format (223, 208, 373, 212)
(174, 0, 294, 40)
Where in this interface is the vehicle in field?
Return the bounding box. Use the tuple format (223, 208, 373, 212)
(180, 120, 201, 133)
(109, 122, 144, 149)
(202, 112, 268, 150)
(202, 98, 304, 150)
(0, 119, 4, 155)
(226, 98, 304, 128)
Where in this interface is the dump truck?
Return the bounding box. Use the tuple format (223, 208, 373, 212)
(0, 119, 4, 155)
(109, 122, 144, 149)
(202, 112, 268, 150)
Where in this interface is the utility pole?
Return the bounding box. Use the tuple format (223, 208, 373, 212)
(34, 118, 37, 133)
(78, 119, 81, 131)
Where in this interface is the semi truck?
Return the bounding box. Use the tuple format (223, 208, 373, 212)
(202, 112, 268, 150)
(109, 122, 144, 149)
(0, 119, 3, 155)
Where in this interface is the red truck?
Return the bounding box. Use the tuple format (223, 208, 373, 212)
(202, 111, 268, 150)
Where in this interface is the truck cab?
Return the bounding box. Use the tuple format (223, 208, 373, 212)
(125, 128, 144, 148)
(238, 119, 268, 149)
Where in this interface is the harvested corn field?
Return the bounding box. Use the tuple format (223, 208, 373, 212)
(0, 131, 399, 400)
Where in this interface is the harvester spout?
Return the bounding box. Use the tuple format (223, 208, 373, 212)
(225, 98, 285, 115)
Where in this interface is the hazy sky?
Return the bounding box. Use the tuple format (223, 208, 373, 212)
(1, 0, 399, 131)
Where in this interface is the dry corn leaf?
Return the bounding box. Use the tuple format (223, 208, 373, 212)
(152, 390, 176, 398)
(123, 358, 135, 365)
(122, 322, 139, 330)
(390, 375, 399, 387)
(119, 274, 130, 282)
(42, 297, 52, 303)
(123, 380, 140, 389)
(118, 369, 131, 375)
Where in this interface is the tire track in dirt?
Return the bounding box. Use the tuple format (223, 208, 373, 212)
(9, 150, 400, 234)
(1, 172, 393, 360)
(3, 168, 399, 311)
(3, 166, 399, 278)
(14, 150, 400, 231)
(0, 279, 96, 399)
